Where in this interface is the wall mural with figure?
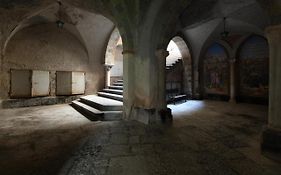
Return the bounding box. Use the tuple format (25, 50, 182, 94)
(204, 43, 229, 95)
(238, 35, 269, 98)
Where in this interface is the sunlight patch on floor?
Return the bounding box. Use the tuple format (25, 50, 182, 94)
(168, 100, 206, 117)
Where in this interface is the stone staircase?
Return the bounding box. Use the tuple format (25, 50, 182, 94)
(71, 80, 123, 121)
(165, 58, 188, 103)
(166, 58, 182, 71)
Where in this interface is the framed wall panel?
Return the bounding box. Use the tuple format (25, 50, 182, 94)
(72, 72, 85, 95)
(56, 71, 85, 96)
(32, 70, 50, 97)
(10, 69, 32, 98)
(56, 71, 72, 96)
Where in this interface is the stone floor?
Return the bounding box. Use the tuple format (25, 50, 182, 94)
(0, 101, 280, 175)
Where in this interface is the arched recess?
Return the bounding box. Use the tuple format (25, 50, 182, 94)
(2, 2, 88, 57)
(0, 2, 119, 99)
(237, 35, 269, 104)
(202, 43, 230, 100)
(104, 27, 123, 86)
(172, 36, 193, 96)
(165, 36, 192, 102)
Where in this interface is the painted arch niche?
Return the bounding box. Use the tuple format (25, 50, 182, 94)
(238, 35, 269, 100)
(204, 43, 229, 96)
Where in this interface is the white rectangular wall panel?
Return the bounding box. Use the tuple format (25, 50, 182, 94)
(56, 71, 72, 95)
(72, 72, 85, 95)
(10, 70, 32, 98)
(32, 70, 50, 97)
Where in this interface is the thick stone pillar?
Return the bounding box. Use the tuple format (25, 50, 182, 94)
(104, 65, 113, 87)
(193, 69, 200, 99)
(262, 24, 281, 152)
(229, 59, 236, 103)
(155, 49, 169, 109)
(122, 49, 171, 124)
(183, 65, 192, 96)
(122, 50, 135, 121)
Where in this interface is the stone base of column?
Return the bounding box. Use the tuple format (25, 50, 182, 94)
(131, 107, 173, 125)
(159, 108, 173, 124)
(261, 127, 281, 152)
(229, 98, 236, 103)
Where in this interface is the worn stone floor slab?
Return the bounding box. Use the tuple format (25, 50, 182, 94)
(0, 101, 280, 175)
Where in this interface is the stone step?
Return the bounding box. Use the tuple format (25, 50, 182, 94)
(113, 82, 123, 86)
(71, 101, 103, 121)
(108, 85, 123, 90)
(72, 101, 122, 121)
(80, 95, 123, 111)
(102, 89, 123, 95)
(102, 111, 123, 121)
(97, 92, 123, 102)
(166, 59, 182, 67)
(117, 80, 123, 83)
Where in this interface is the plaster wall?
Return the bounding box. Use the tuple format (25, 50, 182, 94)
(0, 23, 101, 99)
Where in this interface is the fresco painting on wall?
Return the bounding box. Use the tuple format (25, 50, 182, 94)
(239, 36, 269, 98)
(204, 43, 229, 95)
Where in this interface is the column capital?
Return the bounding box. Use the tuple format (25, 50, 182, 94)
(155, 49, 169, 58)
(104, 64, 113, 71)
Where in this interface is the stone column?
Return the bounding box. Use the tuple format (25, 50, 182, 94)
(262, 24, 281, 151)
(122, 48, 171, 124)
(229, 59, 236, 103)
(122, 50, 135, 121)
(156, 49, 172, 123)
(193, 69, 200, 99)
(104, 64, 113, 88)
(155, 49, 169, 109)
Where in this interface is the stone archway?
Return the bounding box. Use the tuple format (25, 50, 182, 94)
(104, 27, 123, 87)
(171, 36, 193, 96)
(165, 36, 193, 102)
(0, 2, 117, 102)
(236, 35, 269, 104)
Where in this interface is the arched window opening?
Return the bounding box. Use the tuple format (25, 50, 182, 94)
(104, 28, 123, 86)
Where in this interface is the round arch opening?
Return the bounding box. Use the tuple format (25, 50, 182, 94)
(166, 36, 192, 104)
(104, 28, 123, 87)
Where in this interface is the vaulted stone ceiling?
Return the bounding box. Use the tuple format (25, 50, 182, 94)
(177, 0, 276, 68)
(0, 0, 280, 62)
(0, 0, 191, 54)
